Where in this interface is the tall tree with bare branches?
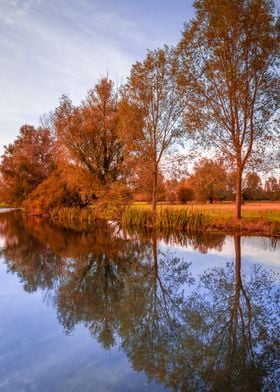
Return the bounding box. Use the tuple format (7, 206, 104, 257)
(120, 46, 188, 218)
(179, 0, 280, 219)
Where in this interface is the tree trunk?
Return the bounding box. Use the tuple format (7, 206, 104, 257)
(152, 235, 158, 274)
(152, 166, 158, 224)
(234, 235, 241, 288)
(229, 235, 241, 360)
(235, 170, 243, 220)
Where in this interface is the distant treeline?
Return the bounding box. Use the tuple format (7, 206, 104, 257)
(138, 159, 280, 204)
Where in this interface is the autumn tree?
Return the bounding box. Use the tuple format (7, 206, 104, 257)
(264, 175, 280, 200)
(179, 0, 280, 218)
(175, 179, 194, 204)
(54, 77, 124, 191)
(191, 158, 227, 203)
(120, 46, 188, 218)
(0, 125, 54, 204)
(131, 164, 166, 202)
(165, 178, 179, 204)
(243, 171, 263, 200)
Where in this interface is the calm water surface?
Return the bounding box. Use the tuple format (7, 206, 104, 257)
(0, 210, 279, 392)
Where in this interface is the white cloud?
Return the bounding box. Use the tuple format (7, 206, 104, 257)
(0, 0, 193, 153)
(0, 0, 141, 152)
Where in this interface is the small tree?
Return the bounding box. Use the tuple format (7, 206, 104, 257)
(179, 0, 280, 218)
(264, 175, 280, 200)
(131, 164, 166, 202)
(175, 180, 194, 204)
(165, 178, 179, 204)
(243, 172, 263, 200)
(120, 46, 188, 219)
(191, 158, 227, 203)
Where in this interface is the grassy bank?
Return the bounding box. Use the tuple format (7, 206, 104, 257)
(122, 203, 280, 235)
(21, 202, 280, 235)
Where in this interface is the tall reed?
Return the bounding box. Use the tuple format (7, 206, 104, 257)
(121, 207, 154, 227)
(271, 221, 280, 236)
(121, 207, 211, 232)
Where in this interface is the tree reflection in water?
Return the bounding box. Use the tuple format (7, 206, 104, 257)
(0, 211, 279, 391)
(180, 235, 279, 391)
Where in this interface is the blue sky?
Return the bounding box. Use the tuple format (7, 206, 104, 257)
(0, 0, 194, 153)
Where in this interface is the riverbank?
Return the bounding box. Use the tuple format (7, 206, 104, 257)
(4, 202, 279, 236)
(121, 203, 280, 236)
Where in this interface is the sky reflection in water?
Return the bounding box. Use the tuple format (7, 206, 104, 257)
(0, 210, 279, 392)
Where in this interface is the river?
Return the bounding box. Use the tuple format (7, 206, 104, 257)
(0, 210, 279, 391)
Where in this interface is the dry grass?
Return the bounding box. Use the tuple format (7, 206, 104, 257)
(122, 207, 210, 232)
(133, 202, 280, 219)
(130, 202, 280, 235)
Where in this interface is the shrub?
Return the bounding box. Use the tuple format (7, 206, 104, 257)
(23, 172, 86, 216)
